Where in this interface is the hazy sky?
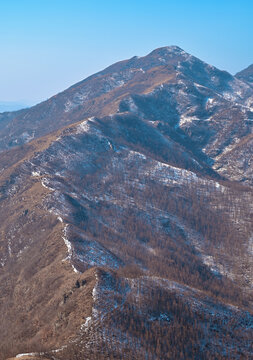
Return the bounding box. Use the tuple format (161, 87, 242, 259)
(1, 0, 253, 105)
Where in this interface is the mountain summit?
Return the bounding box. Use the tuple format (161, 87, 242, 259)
(0, 47, 253, 359)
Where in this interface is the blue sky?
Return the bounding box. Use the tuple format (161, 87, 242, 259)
(1, 0, 253, 105)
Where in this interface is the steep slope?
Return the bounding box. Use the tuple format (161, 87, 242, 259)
(0, 47, 253, 359)
(1, 114, 253, 359)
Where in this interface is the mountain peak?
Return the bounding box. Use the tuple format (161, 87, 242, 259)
(147, 45, 189, 60)
(149, 45, 185, 54)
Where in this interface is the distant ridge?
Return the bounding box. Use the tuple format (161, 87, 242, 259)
(235, 63, 253, 85)
(0, 101, 29, 112)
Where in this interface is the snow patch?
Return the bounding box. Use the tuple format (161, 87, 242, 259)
(179, 114, 200, 127)
(16, 353, 38, 358)
(21, 131, 35, 143)
(62, 225, 72, 260)
(31, 171, 41, 177)
(158, 57, 166, 63)
(81, 316, 92, 330)
(128, 150, 147, 160)
(128, 98, 139, 113)
(62, 225, 80, 273)
(41, 178, 54, 190)
(76, 120, 90, 134)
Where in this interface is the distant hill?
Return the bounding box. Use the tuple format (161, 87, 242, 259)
(235, 63, 253, 85)
(0, 101, 29, 112)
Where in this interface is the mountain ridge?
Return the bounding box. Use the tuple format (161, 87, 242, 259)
(0, 45, 251, 149)
(235, 63, 253, 85)
(0, 46, 253, 359)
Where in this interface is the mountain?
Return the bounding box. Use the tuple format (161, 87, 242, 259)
(0, 47, 253, 360)
(1, 46, 253, 184)
(235, 63, 253, 85)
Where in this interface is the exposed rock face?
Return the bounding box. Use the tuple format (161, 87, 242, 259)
(0, 47, 253, 359)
